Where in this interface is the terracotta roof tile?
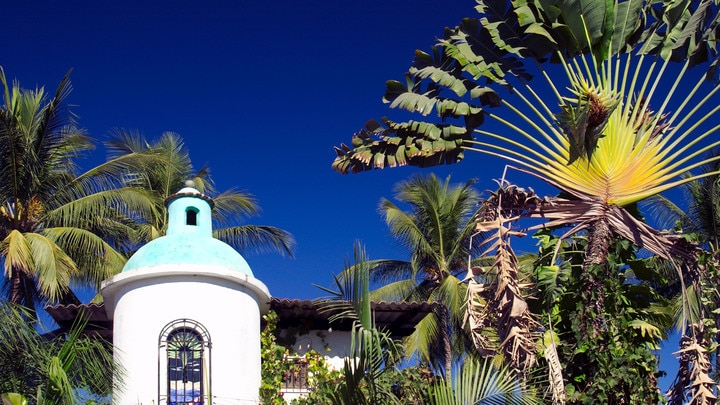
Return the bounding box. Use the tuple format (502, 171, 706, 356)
(45, 298, 436, 342)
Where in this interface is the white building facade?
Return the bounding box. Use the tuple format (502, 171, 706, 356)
(101, 185, 270, 405)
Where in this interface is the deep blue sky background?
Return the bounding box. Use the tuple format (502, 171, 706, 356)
(5, 0, 684, 391)
(3, 0, 508, 299)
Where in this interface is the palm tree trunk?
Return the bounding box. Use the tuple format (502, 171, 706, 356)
(439, 304, 452, 380)
(9, 269, 38, 319)
(9, 269, 30, 306)
(581, 216, 613, 336)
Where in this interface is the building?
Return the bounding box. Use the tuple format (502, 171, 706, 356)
(268, 298, 433, 402)
(46, 185, 433, 404)
(103, 184, 269, 404)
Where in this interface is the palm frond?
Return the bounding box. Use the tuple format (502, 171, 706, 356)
(41, 227, 126, 288)
(211, 189, 260, 225)
(367, 278, 420, 302)
(429, 357, 540, 405)
(403, 312, 440, 365)
(667, 333, 717, 405)
(364, 259, 415, 285)
(23, 233, 76, 303)
(213, 225, 295, 257)
(469, 182, 541, 375)
(434, 274, 467, 324)
(315, 242, 403, 403)
(540, 330, 565, 405)
(0, 301, 119, 401)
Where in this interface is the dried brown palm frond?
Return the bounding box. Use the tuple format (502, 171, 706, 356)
(666, 330, 717, 405)
(463, 278, 496, 357)
(541, 330, 565, 405)
(464, 182, 540, 376)
(665, 249, 720, 405)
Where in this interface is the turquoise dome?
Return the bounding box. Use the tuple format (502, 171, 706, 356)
(122, 185, 253, 276)
(122, 233, 253, 275)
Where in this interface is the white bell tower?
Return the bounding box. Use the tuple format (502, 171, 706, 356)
(101, 184, 271, 404)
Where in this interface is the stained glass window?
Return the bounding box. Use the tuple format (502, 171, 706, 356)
(160, 320, 211, 405)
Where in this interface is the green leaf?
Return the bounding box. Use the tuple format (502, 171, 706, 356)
(628, 319, 663, 339)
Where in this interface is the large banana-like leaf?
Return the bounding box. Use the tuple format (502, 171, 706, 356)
(334, 1, 720, 196)
(213, 225, 295, 257)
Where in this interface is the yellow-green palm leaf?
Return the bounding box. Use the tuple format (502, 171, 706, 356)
(469, 53, 720, 207)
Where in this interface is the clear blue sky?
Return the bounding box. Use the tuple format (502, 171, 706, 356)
(5, 0, 682, 390)
(3, 0, 498, 299)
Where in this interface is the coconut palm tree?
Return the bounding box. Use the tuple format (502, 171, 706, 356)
(343, 173, 481, 378)
(0, 68, 156, 314)
(105, 129, 295, 258)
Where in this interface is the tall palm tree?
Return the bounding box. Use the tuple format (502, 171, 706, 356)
(350, 173, 481, 378)
(105, 129, 295, 257)
(0, 67, 155, 314)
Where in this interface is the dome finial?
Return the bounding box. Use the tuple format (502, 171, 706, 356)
(185, 179, 195, 188)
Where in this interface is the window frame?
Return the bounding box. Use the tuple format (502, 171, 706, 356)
(185, 207, 199, 226)
(158, 319, 212, 405)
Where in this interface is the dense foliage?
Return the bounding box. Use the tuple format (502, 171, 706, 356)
(535, 229, 669, 403)
(8, 1, 720, 404)
(0, 302, 116, 404)
(333, 0, 720, 403)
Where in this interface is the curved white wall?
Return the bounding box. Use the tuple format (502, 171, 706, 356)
(102, 264, 270, 405)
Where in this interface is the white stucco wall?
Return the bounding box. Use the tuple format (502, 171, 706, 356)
(287, 329, 353, 371)
(278, 329, 355, 403)
(102, 264, 270, 405)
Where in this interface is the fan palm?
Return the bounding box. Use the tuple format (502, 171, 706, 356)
(333, 0, 720, 335)
(346, 173, 481, 378)
(105, 129, 295, 257)
(0, 68, 156, 314)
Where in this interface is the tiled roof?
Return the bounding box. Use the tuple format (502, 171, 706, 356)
(269, 298, 436, 338)
(45, 298, 436, 341)
(45, 302, 112, 340)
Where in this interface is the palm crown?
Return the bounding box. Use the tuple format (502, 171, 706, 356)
(0, 68, 155, 312)
(106, 129, 296, 258)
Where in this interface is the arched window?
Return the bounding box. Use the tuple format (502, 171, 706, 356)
(159, 319, 211, 405)
(186, 207, 198, 226)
